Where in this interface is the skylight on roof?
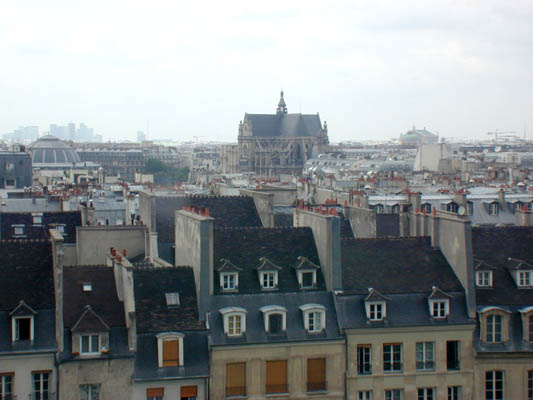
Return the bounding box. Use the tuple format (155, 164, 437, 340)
(165, 292, 180, 307)
(82, 282, 93, 292)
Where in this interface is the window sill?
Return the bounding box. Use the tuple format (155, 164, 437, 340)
(265, 393, 289, 397)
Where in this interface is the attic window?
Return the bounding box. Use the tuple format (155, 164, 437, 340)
(476, 271, 493, 287)
(489, 203, 499, 216)
(165, 292, 180, 307)
(82, 282, 93, 292)
(518, 271, 532, 287)
(366, 302, 385, 321)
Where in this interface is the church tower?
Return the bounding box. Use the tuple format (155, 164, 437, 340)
(276, 90, 287, 115)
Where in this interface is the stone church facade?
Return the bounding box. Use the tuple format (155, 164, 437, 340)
(221, 92, 329, 176)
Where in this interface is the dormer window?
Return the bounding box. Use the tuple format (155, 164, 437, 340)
(479, 307, 510, 344)
(32, 213, 43, 224)
(259, 305, 287, 334)
(476, 271, 493, 287)
(217, 259, 242, 292)
(220, 307, 247, 337)
(369, 303, 384, 321)
(489, 202, 499, 216)
(421, 203, 432, 213)
(374, 204, 384, 214)
(222, 273, 238, 290)
(518, 271, 532, 287)
(294, 257, 320, 290)
(10, 300, 37, 342)
(157, 332, 184, 367)
(466, 201, 474, 216)
(80, 334, 100, 355)
(299, 304, 326, 333)
(82, 282, 93, 292)
(364, 289, 389, 321)
(256, 257, 281, 290)
(428, 287, 451, 319)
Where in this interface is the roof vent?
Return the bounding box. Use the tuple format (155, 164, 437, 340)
(82, 282, 93, 292)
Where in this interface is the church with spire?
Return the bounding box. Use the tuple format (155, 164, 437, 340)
(221, 91, 329, 176)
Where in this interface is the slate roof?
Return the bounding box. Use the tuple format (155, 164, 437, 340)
(336, 292, 471, 330)
(155, 195, 263, 243)
(0, 239, 55, 311)
(207, 292, 342, 346)
(0, 210, 81, 242)
(0, 239, 56, 354)
(472, 226, 533, 306)
(63, 266, 126, 328)
(133, 267, 206, 333)
(134, 331, 210, 381)
(244, 113, 323, 138)
(341, 237, 464, 294)
(213, 227, 324, 294)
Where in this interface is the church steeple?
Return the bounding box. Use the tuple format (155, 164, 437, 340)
(276, 90, 287, 114)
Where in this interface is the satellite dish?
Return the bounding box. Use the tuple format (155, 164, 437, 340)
(457, 206, 466, 216)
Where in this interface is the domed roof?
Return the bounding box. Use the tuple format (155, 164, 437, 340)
(28, 135, 81, 164)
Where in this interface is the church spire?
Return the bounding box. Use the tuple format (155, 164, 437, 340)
(276, 90, 287, 114)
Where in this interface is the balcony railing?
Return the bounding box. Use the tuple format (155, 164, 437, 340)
(226, 387, 246, 397)
(27, 393, 56, 400)
(307, 381, 327, 392)
(265, 384, 288, 394)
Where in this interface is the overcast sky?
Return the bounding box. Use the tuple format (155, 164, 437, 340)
(1, 0, 532, 143)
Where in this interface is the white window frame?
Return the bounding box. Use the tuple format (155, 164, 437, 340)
(383, 343, 402, 372)
(476, 271, 493, 287)
(447, 386, 461, 400)
(260, 271, 278, 289)
(486, 314, 502, 343)
(0, 374, 13, 399)
(80, 383, 101, 400)
(297, 270, 317, 289)
(429, 300, 449, 318)
(33, 372, 50, 399)
(416, 342, 435, 371)
(374, 204, 384, 214)
(80, 334, 101, 355)
(485, 370, 504, 400)
(220, 272, 238, 291)
(32, 213, 43, 224)
(359, 391, 372, 400)
(12, 315, 34, 341)
(518, 271, 532, 287)
(220, 307, 247, 337)
(12, 224, 24, 236)
(365, 301, 386, 321)
(259, 305, 287, 333)
(489, 202, 499, 216)
(299, 304, 326, 333)
(156, 332, 184, 367)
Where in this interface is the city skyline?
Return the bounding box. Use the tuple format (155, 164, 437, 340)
(1, 0, 532, 142)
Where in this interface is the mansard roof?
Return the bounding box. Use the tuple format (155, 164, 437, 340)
(472, 226, 533, 306)
(243, 113, 323, 138)
(154, 195, 263, 243)
(213, 227, 324, 294)
(133, 266, 205, 333)
(0, 239, 54, 311)
(341, 237, 463, 294)
(63, 266, 126, 328)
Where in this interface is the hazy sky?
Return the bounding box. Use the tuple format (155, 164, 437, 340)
(1, 0, 532, 142)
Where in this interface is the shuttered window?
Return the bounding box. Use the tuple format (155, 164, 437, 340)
(307, 358, 326, 392)
(266, 360, 288, 394)
(163, 339, 179, 366)
(181, 385, 197, 399)
(226, 362, 246, 397)
(146, 387, 164, 400)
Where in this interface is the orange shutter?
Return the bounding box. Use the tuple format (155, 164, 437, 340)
(266, 360, 288, 394)
(163, 339, 179, 366)
(307, 358, 326, 391)
(146, 387, 164, 397)
(181, 386, 198, 397)
(226, 362, 246, 396)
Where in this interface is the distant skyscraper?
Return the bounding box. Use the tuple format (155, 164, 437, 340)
(137, 131, 146, 142)
(68, 123, 76, 141)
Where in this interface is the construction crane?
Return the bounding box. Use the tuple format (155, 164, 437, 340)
(487, 130, 517, 142)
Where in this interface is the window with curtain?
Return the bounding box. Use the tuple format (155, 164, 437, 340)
(226, 362, 246, 397)
(307, 358, 326, 392)
(266, 360, 288, 394)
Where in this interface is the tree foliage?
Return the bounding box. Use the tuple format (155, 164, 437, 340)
(144, 158, 189, 185)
